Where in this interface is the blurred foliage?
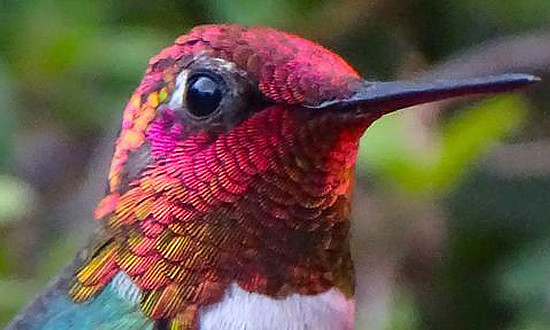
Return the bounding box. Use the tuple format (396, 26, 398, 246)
(0, 175, 34, 222)
(359, 94, 530, 195)
(1, 0, 549, 329)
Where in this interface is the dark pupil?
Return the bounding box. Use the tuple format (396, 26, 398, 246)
(186, 74, 223, 117)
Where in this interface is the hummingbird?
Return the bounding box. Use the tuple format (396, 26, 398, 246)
(7, 24, 537, 330)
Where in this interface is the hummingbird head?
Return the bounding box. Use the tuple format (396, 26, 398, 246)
(103, 24, 371, 199)
(102, 25, 536, 200)
(73, 25, 537, 326)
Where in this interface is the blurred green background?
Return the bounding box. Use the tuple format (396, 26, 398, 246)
(1, 1, 550, 329)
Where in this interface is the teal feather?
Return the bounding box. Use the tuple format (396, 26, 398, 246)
(6, 251, 153, 330)
(37, 281, 152, 330)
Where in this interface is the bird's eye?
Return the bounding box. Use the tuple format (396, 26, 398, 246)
(185, 73, 224, 118)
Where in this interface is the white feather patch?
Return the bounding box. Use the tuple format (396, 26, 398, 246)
(200, 283, 355, 330)
(111, 272, 141, 305)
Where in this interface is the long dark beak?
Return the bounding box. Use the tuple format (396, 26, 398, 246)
(312, 73, 539, 114)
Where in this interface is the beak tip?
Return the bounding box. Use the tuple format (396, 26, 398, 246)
(495, 73, 541, 93)
(529, 75, 542, 83)
(507, 73, 541, 85)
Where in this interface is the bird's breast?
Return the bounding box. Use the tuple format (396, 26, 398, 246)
(198, 282, 355, 330)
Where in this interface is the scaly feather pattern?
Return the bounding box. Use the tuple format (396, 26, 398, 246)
(69, 25, 373, 328)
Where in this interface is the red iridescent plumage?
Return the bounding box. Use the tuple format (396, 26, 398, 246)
(71, 25, 378, 328)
